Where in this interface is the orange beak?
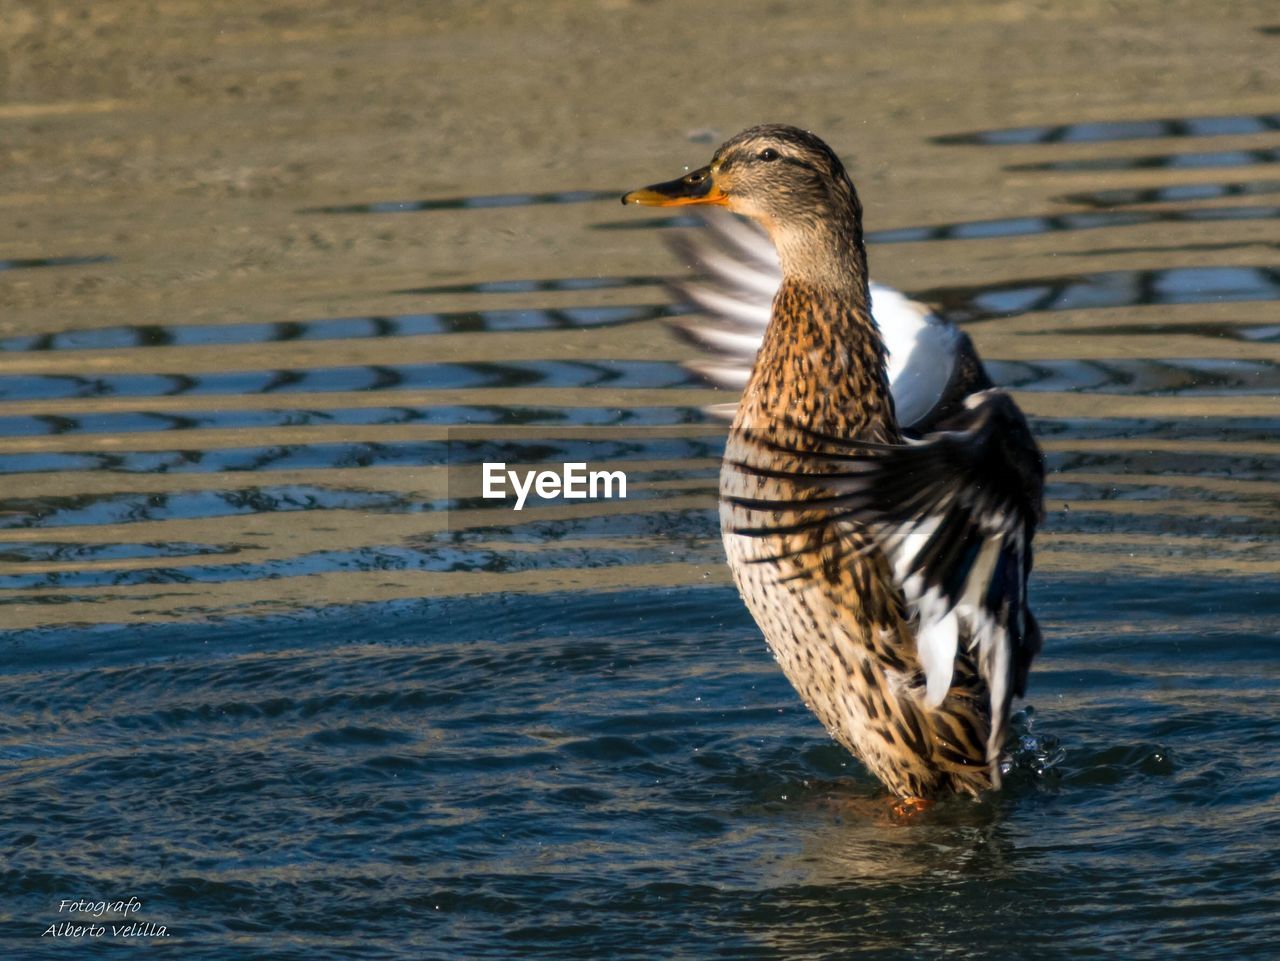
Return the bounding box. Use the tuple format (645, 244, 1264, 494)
(621, 165, 727, 207)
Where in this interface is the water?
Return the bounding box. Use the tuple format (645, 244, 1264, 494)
(3, 580, 1277, 960)
(2, 3, 1279, 959)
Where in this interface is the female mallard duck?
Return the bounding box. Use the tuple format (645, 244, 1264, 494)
(623, 124, 1044, 804)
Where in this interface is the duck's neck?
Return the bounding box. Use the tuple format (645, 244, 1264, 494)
(772, 203, 870, 302)
(744, 211, 898, 442)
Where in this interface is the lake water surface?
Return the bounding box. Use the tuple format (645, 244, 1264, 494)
(1, 3, 1278, 958)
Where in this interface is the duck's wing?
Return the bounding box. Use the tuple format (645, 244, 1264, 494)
(665, 211, 773, 395)
(729, 388, 1045, 768)
(665, 209, 974, 428)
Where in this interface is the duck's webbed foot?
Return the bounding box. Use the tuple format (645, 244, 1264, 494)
(890, 796, 934, 820)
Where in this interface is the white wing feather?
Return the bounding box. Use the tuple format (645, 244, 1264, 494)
(665, 210, 961, 428)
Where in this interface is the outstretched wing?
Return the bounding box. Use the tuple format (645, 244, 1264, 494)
(729, 389, 1044, 765)
(664, 209, 978, 428)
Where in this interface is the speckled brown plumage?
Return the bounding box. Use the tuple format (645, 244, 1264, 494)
(721, 280, 996, 798)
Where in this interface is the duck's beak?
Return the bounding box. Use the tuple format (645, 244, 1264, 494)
(621, 165, 727, 207)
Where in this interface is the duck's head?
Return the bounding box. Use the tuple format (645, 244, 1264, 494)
(623, 124, 864, 287)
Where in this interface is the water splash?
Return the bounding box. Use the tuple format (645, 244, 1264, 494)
(1001, 706, 1066, 780)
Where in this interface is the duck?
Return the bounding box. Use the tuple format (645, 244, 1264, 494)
(623, 124, 1045, 805)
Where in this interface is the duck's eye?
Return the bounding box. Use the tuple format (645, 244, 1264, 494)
(758, 148, 779, 162)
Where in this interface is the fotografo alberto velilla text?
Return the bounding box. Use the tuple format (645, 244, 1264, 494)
(482, 462, 627, 510)
(43, 898, 169, 939)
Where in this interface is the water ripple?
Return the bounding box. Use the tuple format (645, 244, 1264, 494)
(934, 111, 1280, 146)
